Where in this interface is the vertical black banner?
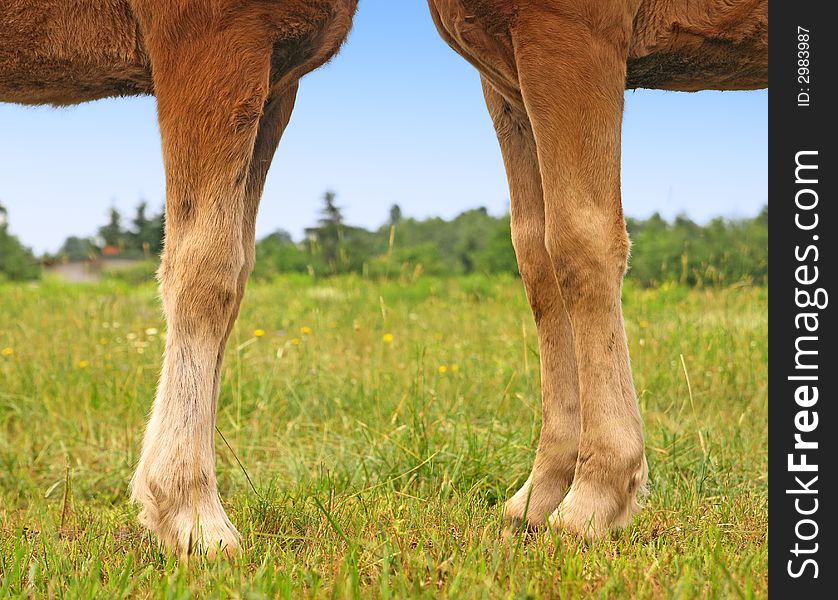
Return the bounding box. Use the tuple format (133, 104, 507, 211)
(770, 2, 836, 596)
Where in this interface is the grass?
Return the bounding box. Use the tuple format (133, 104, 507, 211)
(0, 275, 767, 598)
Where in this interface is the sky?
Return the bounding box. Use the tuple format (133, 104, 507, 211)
(0, 1, 767, 255)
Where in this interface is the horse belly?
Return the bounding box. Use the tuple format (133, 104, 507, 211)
(0, 0, 152, 106)
(627, 0, 768, 91)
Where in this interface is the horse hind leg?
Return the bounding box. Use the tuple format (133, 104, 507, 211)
(512, 7, 648, 539)
(481, 79, 580, 527)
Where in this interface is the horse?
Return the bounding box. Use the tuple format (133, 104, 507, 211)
(0, 0, 767, 557)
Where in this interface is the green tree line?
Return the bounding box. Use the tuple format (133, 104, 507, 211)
(1, 194, 768, 287)
(254, 193, 768, 287)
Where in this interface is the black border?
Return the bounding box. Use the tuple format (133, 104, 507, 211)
(769, 3, 836, 595)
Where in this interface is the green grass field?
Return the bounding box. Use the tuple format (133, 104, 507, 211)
(0, 275, 767, 598)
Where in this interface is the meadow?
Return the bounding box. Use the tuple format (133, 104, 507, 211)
(0, 275, 767, 598)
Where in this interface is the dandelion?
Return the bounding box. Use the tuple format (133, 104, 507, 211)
(301, 326, 313, 336)
(145, 328, 159, 336)
(451, 364, 460, 374)
(78, 360, 89, 369)
(253, 329, 266, 338)
(291, 338, 301, 346)
(438, 365, 448, 374)
(1, 347, 13, 357)
(382, 333, 394, 344)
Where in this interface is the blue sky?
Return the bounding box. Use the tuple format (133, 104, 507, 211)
(0, 0, 766, 254)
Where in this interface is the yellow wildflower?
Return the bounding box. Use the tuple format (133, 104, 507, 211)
(253, 329, 266, 338)
(382, 333, 394, 344)
(301, 326, 313, 336)
(451, 364, 460, 374)
(78, 360, 89, 369)
(1, 347, 13, 357)
(291, 338, 301, 346)
(438, 365, 448, 374)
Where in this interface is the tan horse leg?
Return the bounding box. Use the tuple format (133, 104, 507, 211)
(513, 8, 648, 539)
(482, 79, 580, 526)
(129, 21, 279, 558)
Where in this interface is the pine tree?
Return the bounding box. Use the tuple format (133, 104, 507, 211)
(314, 191, 344, 272)
(389, 204, 402, 226)
(98, 206, 125, 249)
(130, 201, 165, 256)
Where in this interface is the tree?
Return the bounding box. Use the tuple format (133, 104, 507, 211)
(58, 236, 98, 261)
(132, 201, 149, 240)
(473, 216, 517, 275)
(389, 204, 402, 226)
(307, 191, 345, 272)
(98, 206, 125, 248)
(0, 202, 40, 281)
(252, 229, 315, 278)
(129, 201, 165, 256)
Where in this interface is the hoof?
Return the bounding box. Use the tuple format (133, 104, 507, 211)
(132, 471, 240, 559)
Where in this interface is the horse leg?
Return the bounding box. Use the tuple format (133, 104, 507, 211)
(482, 79, 580, 527)
(130, 18, 277, 558)
(513, 6, 648, 538)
